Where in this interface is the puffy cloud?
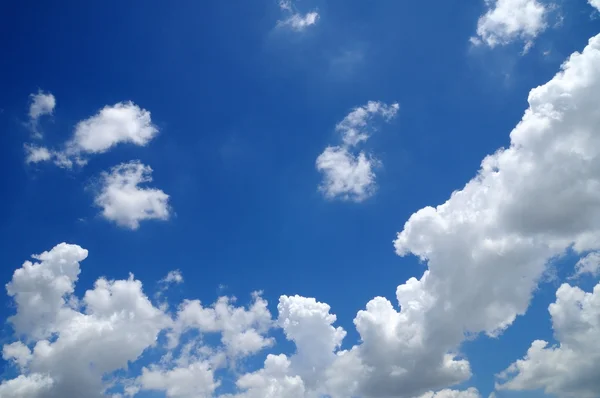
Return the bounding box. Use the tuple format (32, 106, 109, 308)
(24, 145, 52, 164)
(168, 293, 274, 359)
(95, 161, 171, 230)
(24, 101, 158, 168)
(29, 91, 56, 121)
(316, 101, 398, 202)
(359, 32, 600, 398)
(161, 270, 184, 285)
(1, 243, 170, 398)
(316, 146, 377, 202)
(277, 0, 319, 31)
(496, 282, 600, 397)
(68, 101, 158, 155)
(572, 251, 600, 278)
(471, 0, 548, 52)
(137, 361, 218, 398)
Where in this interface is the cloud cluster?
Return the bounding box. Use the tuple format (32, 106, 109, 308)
(497, 282, 600, 397)
(26, 101, 158, 168)
(95, 161, 171, 230)
(471, 0, 548, 52)
(23, 95, 169, 230)
(316, 101, 399, 202)
(277, 0, 319, 31)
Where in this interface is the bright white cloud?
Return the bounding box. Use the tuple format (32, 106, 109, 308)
(497, 282, 600, 397)
(590, 0, 600, 11)
(24, 101, 158, 168)
(137, 361, 219, 398)
(95, 161, 170, 230)
(28, 91, 55, 137)
(316, 101, 398, 202)
(316, 146, 377, 202)
(277, 0, 319, 31)
(1, 243, 170, 397)
(168, 293, 274, 359)
(472, 0, 548, 52)
(69, 101, 158, 154)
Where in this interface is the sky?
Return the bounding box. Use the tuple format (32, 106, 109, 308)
(0, 0, 600, 397)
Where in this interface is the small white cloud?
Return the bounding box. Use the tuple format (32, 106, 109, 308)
(418, 388, 482, 398)
(162, 270, 184, 285)
(316, 101, 398, 202)
(471, 0, 548, 52)
(24, 144, 52, 164)
(95, 161, 170, 230)
(27, 90, 56, 138)
(316, 146, 377, 202)
(69, 101, 158, 154)
(277, 0, 319, 31)
(279, 12, 319, 31)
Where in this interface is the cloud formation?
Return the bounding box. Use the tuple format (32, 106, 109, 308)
(28, 90, 55, 137)
(277, 0, 319, 31)
(95, 161, 171, 230)
(24, 101, 158, 168)
(471, 0, 548, 52)
(497, 282, 600, 397)
(316, 101, 399, 202)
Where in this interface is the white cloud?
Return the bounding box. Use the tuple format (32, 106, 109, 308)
(496, 282, 600, 397)
(418, 388, 482, 398)
(24, 101, 158, 168)
(572, 251, 600, 278)
(316, 146, 377, 202)
(162, 270, 184, 285)
(168, 293, 274, 359)
(137, 361, 218, 398)
(472, 0, 548, 52)
(316, 101, 398, 202)
(24, 145, 52, 164)
(69, 101, 158, 154)
(95, 161, 171, 230)
(1, 243, 170, 397)
(277, 0, 319, 31)
(28, 91, 55, 137)
(590, 0, 600, 11)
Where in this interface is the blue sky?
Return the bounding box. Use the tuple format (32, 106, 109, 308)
(1, 1, 600, 398)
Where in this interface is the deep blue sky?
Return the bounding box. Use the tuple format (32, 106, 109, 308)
(1, 1, 599, 397)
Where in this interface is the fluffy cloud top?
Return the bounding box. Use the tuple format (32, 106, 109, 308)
(95, 161, 170, 230)
(316, 101, 398, 202)
(472, 0, 548, 52)
(497, 282, 600, 397)
(277, 0, 319, 31)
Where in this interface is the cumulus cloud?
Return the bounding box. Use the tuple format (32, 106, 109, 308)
(316, 101, 399, 202)
(24, 145, 52, 164)
(1, 243, 170, 397)
(471, 0, 548, 52)
(24, 101, 158, 168)
(95, 161, 170, 230)
(496, 282, 600, 397)
(161, 270, 184, 285)
(277, 0, 319, 31)
(28, 90, 55, 137)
